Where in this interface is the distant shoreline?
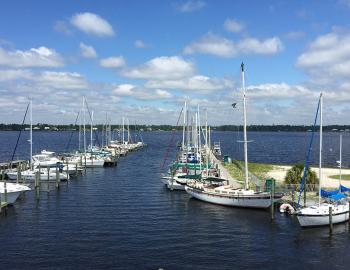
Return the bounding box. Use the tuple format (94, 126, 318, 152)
(0, 124, 349, 132)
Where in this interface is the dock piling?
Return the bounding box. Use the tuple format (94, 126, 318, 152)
(270, 179, 275, 220)
(329, 206, 333, 234)
(55, 165, 59, 189)
(47, 167, 50, 192)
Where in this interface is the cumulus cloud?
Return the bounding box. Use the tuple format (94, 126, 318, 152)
(183, 33, 283, 58)
(70, 12, 115, 37)
(146, 75, 233, 91)
(0, 69, 33, 81)
(35, 71, 88, 89)
(296, 31, 350, 82)
(113, 84, 173, 100)
(224, 19, 245, 33)
(121, 56, 195, 80)
(79, 42, 97, 58)
(176, 0, 206, 12)
(99, 56, 125, 68)
(0, 46, 64, 68)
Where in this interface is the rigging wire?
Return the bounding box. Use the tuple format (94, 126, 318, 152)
(10, 103, 30, 162)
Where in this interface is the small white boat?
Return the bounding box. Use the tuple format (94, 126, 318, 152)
(0, 182, 31, 204)
(6, 169, 69, 181)
(297, 203, 349, 227)
(296, 93, 349, 227)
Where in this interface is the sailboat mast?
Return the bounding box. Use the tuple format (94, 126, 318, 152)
(83, 97, 86, 155)
(318, 93, 323, 206)
(182, 101, 186, 149)
(241, 62, 249, 190)
(198, 105, 202, 171)
(90, 110, 94, 149)
(30, 99, 33, 170)
(122, 117, 125, 144)
(206, 109, 209, 177)
(339, 133, 342, 188)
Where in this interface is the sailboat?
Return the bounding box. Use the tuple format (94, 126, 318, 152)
(185, 63, 282, 208)
(6, 100, 68, 181)
(297, 93, 349, 227)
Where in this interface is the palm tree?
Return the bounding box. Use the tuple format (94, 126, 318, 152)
(285, 164, 318, 188)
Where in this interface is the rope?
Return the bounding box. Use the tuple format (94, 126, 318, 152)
(11, 103, 30, 161)
(161, 106, 184, 169)
(65, 110, 80, 152)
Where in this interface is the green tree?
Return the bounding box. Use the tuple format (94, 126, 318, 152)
(285, 163, 318, 185)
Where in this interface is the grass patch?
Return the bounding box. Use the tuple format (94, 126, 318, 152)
(329, 174, 350, 180)
(224, 161, 274, 182)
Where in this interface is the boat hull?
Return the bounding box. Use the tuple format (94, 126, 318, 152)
(297, 211, 349, 227)
(185, 186, 272, 208)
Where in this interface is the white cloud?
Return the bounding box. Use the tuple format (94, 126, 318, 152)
(236, 37, 283, 55)
(297, 31, 350, 82)
(0, 69, 33, 81)
(35, 71, 88, 89)
(146, 75, 233, 91)
(113, 84, 173, 100)
(224, 19, 245, 33)
(79, 42, 97, 58)
(70, 12, 115, 37)
(134, 40, 147, 48)
(183, 33, 283, 58)
(184, 34, 235, 57)
(0, 46, 64, 68)
(177, 0, 206, 12)
(99, 56, 125, 68)
(121, 56, 195, 80)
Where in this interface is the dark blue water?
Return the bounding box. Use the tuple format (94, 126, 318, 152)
(0, 131, 350, 270)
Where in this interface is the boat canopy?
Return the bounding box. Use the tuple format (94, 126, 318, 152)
(341, 185, 350, 192)
(178, 174, 202, 179)
(172, 162, 212, 170)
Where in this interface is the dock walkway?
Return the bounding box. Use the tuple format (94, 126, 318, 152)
(209, 151, 241, 188)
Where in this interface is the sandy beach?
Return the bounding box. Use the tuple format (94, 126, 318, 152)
(266, 165, 350, 188)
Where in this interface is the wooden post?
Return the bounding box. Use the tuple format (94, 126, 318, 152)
(16, 162, 21, 184)
(329, 206, 333, 234)
(304, 185, 306, 207)
(348, 201, 350, 225)
(66, 160, 69, 181)
(291, 189, 295, 208)
(75, 163, 78, 176)
(55, 165, 59, 189)
(47, 167, 50, 192)
(84, 155, 87, 172)
(271, 179, 275, 220)
(4, 171, 7, 204)
(35, 171, 40, 200)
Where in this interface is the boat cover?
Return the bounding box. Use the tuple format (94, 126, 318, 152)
(341, 185, 350, 192)
(321, 189, 339, 198)
(329, 193, 347, 201)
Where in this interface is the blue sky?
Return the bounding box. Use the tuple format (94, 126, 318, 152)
(1, 0, 350, 125)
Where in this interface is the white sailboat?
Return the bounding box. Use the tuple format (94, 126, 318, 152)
(6, 100, 68, 181)
(185, 63, 282, 209)
(297, 93, 349, 227)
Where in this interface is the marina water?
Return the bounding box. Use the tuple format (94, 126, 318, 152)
(1, 131, 350, 269)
